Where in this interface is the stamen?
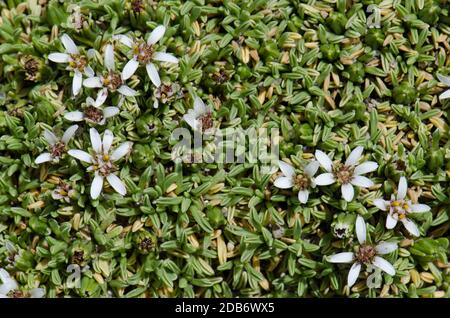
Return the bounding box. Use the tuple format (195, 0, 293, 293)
(355, 244, 376, 264)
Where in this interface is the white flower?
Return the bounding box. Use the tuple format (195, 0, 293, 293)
(273, 160, 319, 204)
(48, 34, 94, 96)
(327, 216, 397, 288)
(0, 268, 18, 297)
(183, 96, 214, 132)
(113, 25, 178, 87)
(51, 182, 75, 203)
(68, 128, 132, 199)
(437, 74, 450, 100)
(35, 125, 79, 164)
(373, 177, 430, 237)
(152, 82, 183, 108)
(83, 44, 137, 100)
(314, 146, 378, 202)
(65, 96, 119, 125)
(0, 268, 45, 298)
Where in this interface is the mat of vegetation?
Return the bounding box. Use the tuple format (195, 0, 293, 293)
(0, 0, 449, 298)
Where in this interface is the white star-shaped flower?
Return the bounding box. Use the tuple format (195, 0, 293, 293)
(48, 34, 94, 96)
(68, 128, 132, 199)
(183, 96, 214, 132)
(35, 125, 79, 164)
(314, 146, 378, 202)
(0, 268, 45, 298)
(273, 160, 319, 204)
(114, 25, 178, 87)
(373, 177, 430, 237)
(64, 95, 119, 125)
(327, 216, 397, 288)
(437, 74, 450, 100)
(83, 44, 137, 100)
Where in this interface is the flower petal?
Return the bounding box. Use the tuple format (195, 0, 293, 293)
(314, 173, 335, 186)
(0, 271, 18, 295)
(43, 130, 58, 145)
(111, 142, 132, 161)
(183, 112, 198, 130)
(328, 252, 354, 263)
(153, 52, 179, 64)
(347, 262, 361, 288)
(373, 198, 388, 211)
(354, 161, 378, 175)
(0, 268, 12, 282)
(29, 288, 45, 298)
(104, 44, 115, 71)
(95, 89, 108, 107)
(375, 242, 398, 255)
(437, 73, 450, 86)
(439, 89, 450, 100)
(315, 150, 333, 172)
(86, 97, 95, 106)
(83, 76, 103, 88)
(147, 25, 166, 45)
(102, 129, 114, 154)
(103, 107, 120, 118)
(64, 111, 84, 122)
(341, 183, 355, 202)
(35, 153, 53, 164)
(113, 34, 134, 47)
(72, 71, 82, 96)
(84, 66, 95, 78)
(106, 174, 127, 196)
(278, 160, 295, 178)
(117, 85, 137, 97)
(355, 215, 366, 245)
(304, 161, 319, 177)
(350, 175, 374, 188)
(401, 218, 420, 237)
(146, 63, 161, 87)
(397, 176, 407, 200)
(68, 150, 92, 163)
(90, 174, 104, 199)
(345, 146, 364, 166)
(298, 190, 309, 204)
(89, 128, 102, 154)
(87, 48, 96, 59)
(273, 176, 293, 189)
(410, 204, 431, 213)
(194, 96, 207, 115)
(61, 34, 78, 54)
(48, 52, 70, 63)
(372, 256, 395, 276)
(122, 58, 139, 80)
(61, 125, 79, 144)
(386, 213, 398, 229)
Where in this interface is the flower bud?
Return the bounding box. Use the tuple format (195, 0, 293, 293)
(331, 213, 356, 239)
(326, 12, 348, 35)
(134, 230, 157, 254)
(207, 207, 226, 228)
(345, 62, 365, 84)
(393, 82, 416, 104)
(69, 240, 93, 267)
(320, 43, 340, 61)
(14, 250, 35, 271)
(131, 144, 154, 169)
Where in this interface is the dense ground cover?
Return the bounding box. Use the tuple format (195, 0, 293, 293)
(0, 0, 449, 298)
